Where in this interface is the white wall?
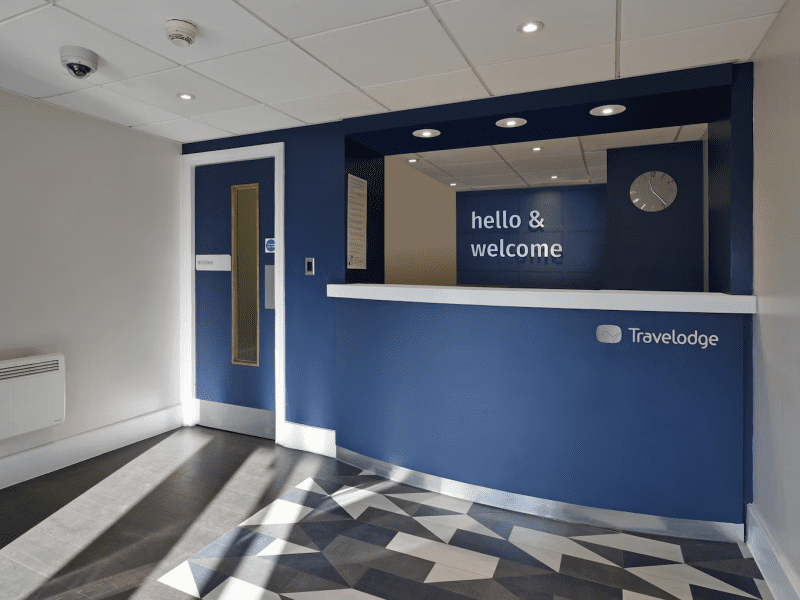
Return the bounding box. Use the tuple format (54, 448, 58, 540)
(752, 0, 800, 591)
(384, 157, 456, 285)
(0, 90, 181, 460)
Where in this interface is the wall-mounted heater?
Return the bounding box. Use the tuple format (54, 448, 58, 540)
(0, 354, 65, 441)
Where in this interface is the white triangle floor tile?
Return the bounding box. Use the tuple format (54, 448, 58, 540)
(622, 591, 664, 600)
(240, 499, 314, 527)
(386, 492, 473, 514)
(738, 542, 753, 559)
(628, 564, 759, 599)
(509, 527, 616, 567)
(386, 532, 499, 579)
(754, 578, 776, 600)
(295, 478, 329, 496)
(572, 533, 684, 563)
(283, 589, 387, 599)
(415, 519, 457, 543)
(424, 563, 490, 583)
(203, 575, 281, 600)
(358, 469, 376, 476)
(509, 541, 562, 572)
(330, 485, 408, 519)
(625, 571, 693, 600)
(157, 562, 201, 598)
(415, 514, 504, 543)
(257, 539, 319, 556)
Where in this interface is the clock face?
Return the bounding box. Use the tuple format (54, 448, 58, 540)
(629, 171, 677, 212)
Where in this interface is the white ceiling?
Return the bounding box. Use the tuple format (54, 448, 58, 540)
(0, 1, 783, 143)
(389, 124, 708, 191)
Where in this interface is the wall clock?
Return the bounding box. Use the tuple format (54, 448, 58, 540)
(629, 171, 677, 212)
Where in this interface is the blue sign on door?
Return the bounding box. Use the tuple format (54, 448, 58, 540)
(265, 238, 275, 253)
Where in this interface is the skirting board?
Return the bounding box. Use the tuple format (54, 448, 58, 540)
(278, 421, 336, 458)
(196, 399, 275, 439)
(0, 404, 183, 489)
(747, 504, 800, 600)
(337, 446, 745, 543)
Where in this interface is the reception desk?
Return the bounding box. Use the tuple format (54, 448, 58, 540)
(328, 284, 756, 533)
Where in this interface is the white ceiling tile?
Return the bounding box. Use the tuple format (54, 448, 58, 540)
(441, 161, 516, 178)
(494, 137, 582, 161)
(512, 155, 586, 174)
(621, 0, 785, 40)
(581, 127, 680, 151)
(105, 67, 258, 117)
(0, 6, 176, 87)
(436, 0, 616, 67)
(388, 153, 422, 163)
(192, 105, 304, 135)
(411, 160, 449, 176)
(59, 0, 284, 64)
(362, 69, 489, 111)
(296, 8, 468, 87)
(619, 14, 777, 77)
(459, 173, 526, 186)
(478, 44, 615, 96)
(584, 151, 607, 169)
(135, 118, 231, 143)
(676, 123, 708, 141)
(189, 42, 353, 105)
(589, 167, 607, 183)
(0, 56, 93, 98)
(0, 0, 45, 22)
(522, 169, 589, 185)
(237, 0, 425, 38)
(419, 146, 501, 165)
(42, 86, 181, 126)
(270, 89, 386, 124)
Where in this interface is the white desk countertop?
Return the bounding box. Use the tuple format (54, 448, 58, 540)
(327, 284, 757, 314)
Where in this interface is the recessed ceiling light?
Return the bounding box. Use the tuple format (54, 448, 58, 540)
(496, 117, 527, 128)
(450, 183, 457, 186)
(551, 175, 558, 179)
(177, 93, 195, 100)
(517, 21, 543, 34)
(532, 147, 541, 152)
(590, 104, 626, 117)
(408, 158, 417, 163)
(413, 129, 440, 138)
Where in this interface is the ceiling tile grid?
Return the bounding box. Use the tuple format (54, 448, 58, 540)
(0, 0, 785, 143)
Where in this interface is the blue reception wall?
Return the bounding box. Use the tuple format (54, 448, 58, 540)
(185, 63, 753, 521)
(334, 299, 744, 523)
(457, 185, 606, 289)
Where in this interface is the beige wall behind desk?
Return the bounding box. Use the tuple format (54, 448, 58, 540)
(384, 157, 456, 285)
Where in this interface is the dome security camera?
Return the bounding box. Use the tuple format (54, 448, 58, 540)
(60, 46, 99, 79)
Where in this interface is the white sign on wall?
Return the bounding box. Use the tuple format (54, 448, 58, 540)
(196, 254, 231, 271)
(347, 174, 367, 269)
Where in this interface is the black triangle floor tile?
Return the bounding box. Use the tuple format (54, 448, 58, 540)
(689, 584, 762, 599)
(259, 551, 351, 588)
(691, 566, 764, 599)
(384, 495, 425, 516)
(187, 562, 230, 597)
(354, 566, 476, 600)
(299, 521, 362, 551)
(495, 558, 556, 579)
(496, 572, 623, 600)
(570, 540, 625, 567)
(430, 578, 523, 600)
(689, 558, 764, 580)
(558, 555, 680, 600)
(243, 522, 321, 551)
(279, 570, 352, 594)
(448, 529, 556, 573)
(357, 505, 442, 542)
(323, 533, 434, 585)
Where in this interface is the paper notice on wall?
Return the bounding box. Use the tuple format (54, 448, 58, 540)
(347, 174, 368, 269)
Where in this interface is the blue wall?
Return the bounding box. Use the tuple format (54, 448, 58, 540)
(334, 299, 744, 523)
(457, 185, 606, 289)
(184, 63, 753, 521)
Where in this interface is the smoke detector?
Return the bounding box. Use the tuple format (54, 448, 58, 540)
(165, 19, 197, 47)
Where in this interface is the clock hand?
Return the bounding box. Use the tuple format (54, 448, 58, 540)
(648, 180, 667, 206)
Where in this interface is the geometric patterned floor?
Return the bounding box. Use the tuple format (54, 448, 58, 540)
(159, 471, 774, 600)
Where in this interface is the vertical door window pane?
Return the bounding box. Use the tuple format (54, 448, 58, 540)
(232, 184, 259, 365)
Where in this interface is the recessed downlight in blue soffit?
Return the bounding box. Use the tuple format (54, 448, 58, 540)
(183, 63, 753, 522)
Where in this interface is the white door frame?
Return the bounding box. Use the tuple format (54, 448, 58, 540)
(179, 143, 287, 441)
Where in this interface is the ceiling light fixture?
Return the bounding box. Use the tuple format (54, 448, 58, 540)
(408, 158, 417, 163)
(518, 21, 543, 34)
(532, 147, 541, 152)
(177, 93, 195, 100)
(496, 117, 527, 128)
(551, 175, 558, 179)
(450, 183, 457, 186)
(590, 104, 626, 117)
(413, 128, 440, 138)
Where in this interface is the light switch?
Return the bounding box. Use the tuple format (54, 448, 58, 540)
(305, 258, 315, 276)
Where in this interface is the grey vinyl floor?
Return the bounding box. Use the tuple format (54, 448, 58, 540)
(0, 427, 775, 600)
